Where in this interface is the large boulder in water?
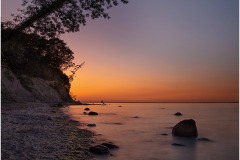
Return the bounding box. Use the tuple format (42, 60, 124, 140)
(172, 119, 198, 137)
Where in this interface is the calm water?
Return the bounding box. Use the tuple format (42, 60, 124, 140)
(64, 103, 239, 160)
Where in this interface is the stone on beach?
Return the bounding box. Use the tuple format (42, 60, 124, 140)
(88, 111, 98, 115)
(51, 103, 63, 108)
(89, 145, 110, 155)
(58, 103, 63, 106)
(172, 119, 198, 137)
(69, 119, 80, 126)
(84, 108, 90, 111)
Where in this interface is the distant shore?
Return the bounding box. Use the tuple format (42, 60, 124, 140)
(1, 102, 94, 159)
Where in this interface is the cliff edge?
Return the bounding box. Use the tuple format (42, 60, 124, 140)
(1, 66, 72, 103)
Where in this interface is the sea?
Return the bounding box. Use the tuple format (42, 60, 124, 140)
(63, 103, 239, 160)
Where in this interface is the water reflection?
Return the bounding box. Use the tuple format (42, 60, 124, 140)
(64, 103, 238, 160)
(171, 136, 197, 160)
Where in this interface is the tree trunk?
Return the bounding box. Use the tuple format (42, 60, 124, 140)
(2, 0, 69, 42)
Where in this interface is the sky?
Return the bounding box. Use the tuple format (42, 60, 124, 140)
(1, 0, 239, 103)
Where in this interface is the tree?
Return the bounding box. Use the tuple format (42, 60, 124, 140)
(68, 62, 85, 82)
(1, 28, 75, 71)
(34, 37, 76, 70)
(3, 0, 128, 40)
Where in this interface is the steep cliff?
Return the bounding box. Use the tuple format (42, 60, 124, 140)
(1, 66, 72, 103)
(1, 29, 75, 103)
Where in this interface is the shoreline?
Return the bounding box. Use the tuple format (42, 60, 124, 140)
(1, 102, 95, 159)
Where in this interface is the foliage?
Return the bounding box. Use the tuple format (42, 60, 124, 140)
(68, 62, 85, 82)
(3, 0, 128, 39)
(2, 28, 75, 71)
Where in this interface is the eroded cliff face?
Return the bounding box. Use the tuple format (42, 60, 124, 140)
(1, 66, 72, 103)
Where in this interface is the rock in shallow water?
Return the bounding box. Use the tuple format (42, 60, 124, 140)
(87, 123, 96, 127)
(172, 119, 198, 137)
(132, 116, 140, 118)
(174, 112, 182, 116)
(160, 133, 168, 136)
(101, 142, 119, 149)
(172, 143, 185, 146)
(89, 145, 110, 155)
(84, 107, 90, 111)
(88, 111, 98, 115)
(197, 137, 211, 141)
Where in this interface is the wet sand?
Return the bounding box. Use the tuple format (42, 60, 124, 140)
(1, 102, 95, 160)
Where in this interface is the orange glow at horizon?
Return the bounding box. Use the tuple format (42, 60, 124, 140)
(61, 1, 238, 103)
(65, 34, 238, 103)
(64, 41, 238, 103)
(68, 60, 238, 103)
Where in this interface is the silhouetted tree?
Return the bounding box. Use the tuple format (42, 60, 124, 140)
(34, 37, 75, 70)
(68, 62, 85, 82)
(3, 0, 128, 41)
(2, 29, 75, 71)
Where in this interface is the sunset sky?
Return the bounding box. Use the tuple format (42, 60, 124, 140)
(2, 0, 239, 103)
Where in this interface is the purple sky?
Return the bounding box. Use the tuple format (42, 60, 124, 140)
(1, 0, 239, 102)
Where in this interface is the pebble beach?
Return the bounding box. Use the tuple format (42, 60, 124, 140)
(1, 103, 94, 160)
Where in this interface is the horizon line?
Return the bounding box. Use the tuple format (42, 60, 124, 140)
(82, 101, 239, 104)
